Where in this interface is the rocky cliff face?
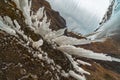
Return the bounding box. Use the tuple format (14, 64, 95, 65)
(0, 0, 120, 80)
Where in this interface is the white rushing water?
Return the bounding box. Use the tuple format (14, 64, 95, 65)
(46, 0, 111, 35)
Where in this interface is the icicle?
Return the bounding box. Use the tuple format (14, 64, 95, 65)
(21, 0, 32, 27)
(35, 12, 51, 37)
(76, 60, 91, 66)
(35, 7, 44, 20)
(53, 36, 105, 46)
(45, 28, 66, 41)
(0, 19, 16, 35)
(12, 0, 33, 29)
(57, 45, 120, 62)
(13, 20, 28, 41)
(3, 16, 14, 27)
(69, 70, 86, 80)
(65, 53, 90, 75)
(13, 20, 20, 30)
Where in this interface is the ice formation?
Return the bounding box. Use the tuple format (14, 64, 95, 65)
(57, 45, 120, 62)
(52, 36, 106, 45)
(0, 0, 120, 80)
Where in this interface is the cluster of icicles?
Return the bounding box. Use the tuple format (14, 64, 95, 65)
(0, 0, 120, 80)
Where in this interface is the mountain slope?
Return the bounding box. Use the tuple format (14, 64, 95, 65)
(0, 0, 120, 80)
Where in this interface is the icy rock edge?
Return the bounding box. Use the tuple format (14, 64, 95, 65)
(0, 0, 120, 80)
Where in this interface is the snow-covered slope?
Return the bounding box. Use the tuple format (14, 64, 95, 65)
(94, 0, 120, 39)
